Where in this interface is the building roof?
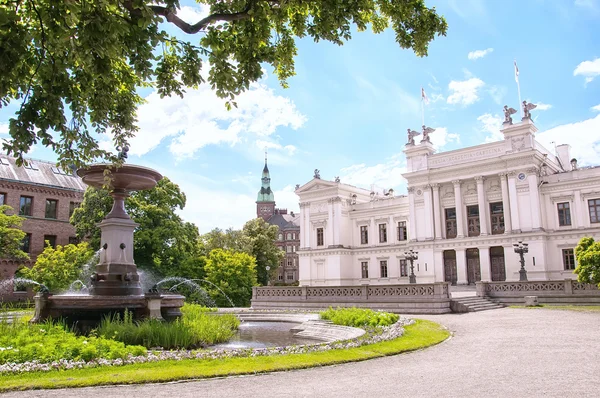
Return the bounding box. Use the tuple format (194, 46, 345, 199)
(0, 155, 86, 192)
(267, 212, 300, 230)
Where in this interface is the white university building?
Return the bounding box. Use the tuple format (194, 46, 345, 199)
(295, 117, 600, 286)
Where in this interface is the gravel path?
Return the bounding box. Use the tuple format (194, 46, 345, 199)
(3, 308, 600, 398)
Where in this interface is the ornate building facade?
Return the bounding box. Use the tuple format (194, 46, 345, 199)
(296, 117, 598, 286)
(0, 155, 85, 302)
(256, 156, 300, 283)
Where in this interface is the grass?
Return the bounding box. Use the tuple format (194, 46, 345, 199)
(320, 307, 399, 327)
(510, 304, 600, 312)
(97, 304, 239, 349)
(0, 319, 449, 392)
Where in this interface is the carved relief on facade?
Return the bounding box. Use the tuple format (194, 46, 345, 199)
(310, 202, 328, 213)
(487, 178, 501, 192)
(465, 183, 477, 195)
(442, 185, 454, 198)
(511, 136, 526, 151)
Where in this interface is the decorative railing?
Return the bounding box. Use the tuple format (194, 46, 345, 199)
(252, 283, 449, 302)
(477, 279, 600, 297)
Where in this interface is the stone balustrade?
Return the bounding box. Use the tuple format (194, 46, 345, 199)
(476, 279, 600, 305)
(251, 283, 451, 314)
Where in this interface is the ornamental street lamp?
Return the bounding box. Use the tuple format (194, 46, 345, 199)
(265, 265, 271, 286)
(404, 249, 418, 284)
(513, 241, 529, 281)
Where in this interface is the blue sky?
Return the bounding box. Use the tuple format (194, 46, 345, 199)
(1, 0, 600, 232)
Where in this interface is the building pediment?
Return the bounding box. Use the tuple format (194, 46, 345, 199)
(295, 178, 339, 194)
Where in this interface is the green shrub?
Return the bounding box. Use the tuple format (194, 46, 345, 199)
(97, 304, 239, 349)
(0, 318, 146, 364)
(320, 307, 399, 327)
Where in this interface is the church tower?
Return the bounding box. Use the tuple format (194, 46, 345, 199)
(256, 152, 275, 220)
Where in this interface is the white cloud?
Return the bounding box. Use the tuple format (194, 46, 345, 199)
(430, 127, 460, 150)
(272, 185, 300, 213)
(0, 123, 8, 136)
(339, 154, 406, 190)
(130, 77, 306, 158)
(478, 113, 504, 143)
(574, 58, 600, 84)
(535, 102, 553, 110)
(255, 139, 297, 156)
(176, 5, 210, 24)
(537, 114, 600, 167)
(592, 104, 600, 112)
(447, 78, 485, 106)
(468, 48, 494, 60)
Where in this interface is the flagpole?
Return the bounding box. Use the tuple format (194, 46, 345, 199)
(421, 98, 425, 126)
(515, 59, 523, 118)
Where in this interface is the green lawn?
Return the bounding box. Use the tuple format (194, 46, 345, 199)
(510, 304, 600, 312)
(0, 319, 449, 392)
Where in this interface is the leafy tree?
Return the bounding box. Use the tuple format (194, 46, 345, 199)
(17, 243, 94, 292)
(1, 1, 447, 168)
(203, 248, 257, 307)
(0, 205, 28, 260)
(243, 218, 284, 285)
(201, 227, 251, 254)
(574, 236, 600, 287)
(70, 177, 202, 277)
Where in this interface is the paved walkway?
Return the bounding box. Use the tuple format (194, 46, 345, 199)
(3, 308, 600, 397)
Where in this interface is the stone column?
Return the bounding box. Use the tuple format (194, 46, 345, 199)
(527, 168, 542, 230)
(456, 248, 467, 284)
(327, 200, 334, 246)
(423, 184, 434, 240)
(302, 203, 311, 248)
(432, 183, 442, 239)
(475, 176, 489, 235)
(299, 202, 306, 248)
(573, 191, 583, 229)
(452, 180, 465, 238)
(408, 187, 417, 241)
(507, 172, 521, 233)
(333, 198, 341, 245)
(499, 173, 512, 233)
(479, 247, 491, 282)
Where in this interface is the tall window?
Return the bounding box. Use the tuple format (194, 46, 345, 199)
(69, 201, 80, 217)
(361, 261, 369, 278)
(287, 258, 293, 267)
(19, 196, 33, 216)
(44, 235, 57, 249)
(278, 233, 283, 241)
(286, 273, 294, 281)
(445, 208, 457, 238)
(21, 233, 32, 253)
(589, 199, 600, 223)
(316, 228, 324, 246)
(45, 199, 58, 219)
(557, 202, 572, 226)
(360, 225, 368, 244)
(467, 205, 480, 237)
(400, 259, 408, 277)
(562, 249, 576, 270)
(380, 260, 388, 278)
(379, 223, 387, 243)
(490, 202, 505, 235)
(0, 193, 5, 206)
(397, 221, 407, 241)
(286, 246, 291, 253)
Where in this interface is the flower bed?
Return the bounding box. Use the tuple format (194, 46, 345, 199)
(0, 316, 415, 374)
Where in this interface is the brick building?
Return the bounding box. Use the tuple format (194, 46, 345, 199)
(255, 155, 300, 284)
(0, 154, 85, 302)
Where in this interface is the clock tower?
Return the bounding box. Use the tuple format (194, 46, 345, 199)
(256, 152, 275, 220)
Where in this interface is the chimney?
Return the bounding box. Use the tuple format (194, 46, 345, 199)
(555, 144, 571, 171)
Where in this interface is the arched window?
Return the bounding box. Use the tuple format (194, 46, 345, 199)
(278, 233, 283, 241)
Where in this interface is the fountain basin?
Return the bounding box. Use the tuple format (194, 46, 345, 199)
(76, 164, 163, 191)
(32, 293, 185, 328)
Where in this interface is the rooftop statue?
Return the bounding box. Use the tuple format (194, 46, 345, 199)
(406, 129, 420, 145)
(314, 169, 321, 179)
(421, 125, 435, 143)
(503, 105, 517, 124)
(522, 101, 537, 120)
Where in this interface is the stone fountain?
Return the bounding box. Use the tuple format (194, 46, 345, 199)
(32, 149, 184, 325)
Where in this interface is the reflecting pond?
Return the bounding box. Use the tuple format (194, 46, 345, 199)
(210, 321, 321, 349)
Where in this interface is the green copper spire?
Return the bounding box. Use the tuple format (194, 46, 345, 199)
(257, 150, 274, 202)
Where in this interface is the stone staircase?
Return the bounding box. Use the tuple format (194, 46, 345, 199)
(450, 296, 505, 313)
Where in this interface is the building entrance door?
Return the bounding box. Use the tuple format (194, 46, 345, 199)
(443, 250, 457, 285)
(490, 246, 506, 281)
(466, 248, 481, 285)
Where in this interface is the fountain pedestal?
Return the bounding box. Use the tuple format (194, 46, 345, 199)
(92, 217, 141, 296)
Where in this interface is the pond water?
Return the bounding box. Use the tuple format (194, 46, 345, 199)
(210, 321, 321, 349)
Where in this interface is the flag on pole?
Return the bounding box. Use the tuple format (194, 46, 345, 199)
(514, 60, 519, 83)
(421, 87, 429, 104)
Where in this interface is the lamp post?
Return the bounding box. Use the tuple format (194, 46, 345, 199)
(265, 265, 271, 286)
(404, 249, 418, 284)
(513, 241, 529, 281)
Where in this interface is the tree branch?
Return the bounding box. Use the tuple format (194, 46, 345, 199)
(125, 1, 256, 35)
